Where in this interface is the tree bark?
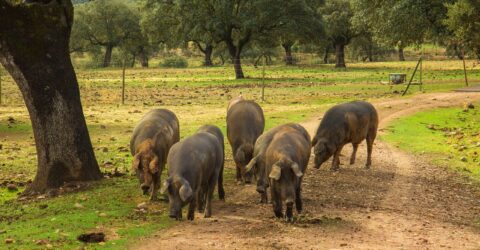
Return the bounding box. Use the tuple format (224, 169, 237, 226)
(103, 44, 113, 67)
(0, 0, 102, 194)
(226, 41, 245, 79)
(204, 44, 213, 67)
(130, 52, 136, 68)
(282, 43, 294, 65)
(139, 49, 149, 68)
(398, 47, 405, 61)
(323, 46, 330, 64)
(335, 43, 346, 68)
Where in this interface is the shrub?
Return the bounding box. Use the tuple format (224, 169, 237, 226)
(160, 56, 188, 68)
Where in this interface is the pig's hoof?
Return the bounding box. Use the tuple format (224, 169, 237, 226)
(365, 165, 371, 169)
(285, 216, 294, 223)
(149, 196, 159, 202)
(330, 167, 339, 172)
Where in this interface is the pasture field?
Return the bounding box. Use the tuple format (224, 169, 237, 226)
(383, 105, 480, 179)
(0, 60, 479, 249)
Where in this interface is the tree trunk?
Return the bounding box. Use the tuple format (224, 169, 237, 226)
(398, 47, 405, 61)
(282, 43, 294, 65)
(0, 0, 102, 194)
(204, 44, 213, 67)
(323, 46, 330, 64)
(335, 43, 346, 68)
(130, 53, 136, 68)
(367, 44, 374, 62)
(226, 42, 245, 79)
(232, 54, 244, 79)
(139, 48, 149, 68)
(103, 44, 113, 67)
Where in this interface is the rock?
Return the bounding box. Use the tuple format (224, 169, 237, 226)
(35, 239, 49, 245)
(461, 156, 468, 162)
(77, 232, 105, 243)
(137, 202, 148, 210)
(5, 238, 14, 244)
(74, 203, 84, 209)
(98, 213, 107, 217)
(7, 183, 18, 191)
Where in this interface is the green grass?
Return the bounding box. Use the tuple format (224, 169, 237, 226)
(0, 178, 174, 249)
(382, 105, 480, 180)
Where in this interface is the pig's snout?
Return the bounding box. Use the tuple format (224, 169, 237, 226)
(141, 184, 150, 195)
(169, 210, 181, 220)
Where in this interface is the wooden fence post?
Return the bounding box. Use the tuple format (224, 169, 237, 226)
(122, 59, 126, 105)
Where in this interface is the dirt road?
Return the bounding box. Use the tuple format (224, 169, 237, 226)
(136, 92, 480, 250)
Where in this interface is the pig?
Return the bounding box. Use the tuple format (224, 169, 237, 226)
(246, 123, 310, 203)
(227, 99, 265, 183)
(312, 101, 378, 171)
(161, 128, 224, 220)
(196, 125, 226, 204)
(130, 109, 180, 201)
(264, 126, 311, 222)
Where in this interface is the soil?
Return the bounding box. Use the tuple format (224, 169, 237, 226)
(136, 92, 480, 250)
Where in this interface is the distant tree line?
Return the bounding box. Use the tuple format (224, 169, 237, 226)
(70, 0, 480, 78)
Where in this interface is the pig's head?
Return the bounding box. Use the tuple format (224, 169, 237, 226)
(269, 158, 303, 210)
(132, 140, 160, 195)
(160, 176, 193, 220)
(235, 143, 254, 183)
(312, 137, 334, 169)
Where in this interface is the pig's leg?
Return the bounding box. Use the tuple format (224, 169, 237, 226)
(331, 145, 344, 171)
(235, 162, 242, 183)
(271, 187, 283, 218)
(295, 184, 303, 213)
(187, 196, 197, 221)
(150, 172, 160, 202)
(204, 181, 216, 218)
(366, 132, 376, 168)
(218, 163, 225, 201)
(197, 188, 205, 213)
(350, 143, 359, 165)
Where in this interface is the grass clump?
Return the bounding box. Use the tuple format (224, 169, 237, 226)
(160, 56, 188, 68)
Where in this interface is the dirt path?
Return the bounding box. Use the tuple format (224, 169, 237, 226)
(136, 92, 480, 250)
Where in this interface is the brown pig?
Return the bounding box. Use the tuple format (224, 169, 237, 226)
(130, 109, 180, 201)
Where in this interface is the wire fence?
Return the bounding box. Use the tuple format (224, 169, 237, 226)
(0, 51, 479, 107)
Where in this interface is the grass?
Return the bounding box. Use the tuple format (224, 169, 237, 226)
(0, 59, 478, 248)
(382, 105, 480, 180)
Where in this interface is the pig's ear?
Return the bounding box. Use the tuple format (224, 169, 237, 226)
(160, 178, 171, 195)
(132, 154, 141, 171)
(149, 156, 159, 174)
(291, 163, 303, 178)
(245, 156, 258, 173)
(179, 181, 193, 202)
(269, 163, 282, 181)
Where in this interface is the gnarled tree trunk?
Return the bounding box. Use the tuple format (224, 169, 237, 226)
(226, 42, 245, 79)
(103, 44, 113, 67)
(139, 49, 149, 68)
(335, 43, 346, 68)
(282, 43, 294, 65)
(204, 44, 213, 67)
(398, 47, 405, 61)
(0, 0, 102, 194)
